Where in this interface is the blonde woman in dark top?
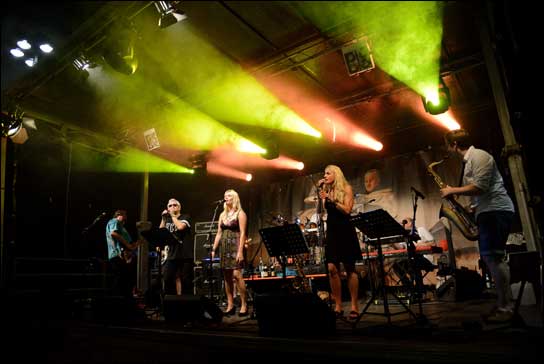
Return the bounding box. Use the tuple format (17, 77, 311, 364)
(318, 165, 361, 320)
(212, 189, 249, 317)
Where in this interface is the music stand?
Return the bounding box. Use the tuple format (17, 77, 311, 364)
(349, 209, 418, 326)
(141, 227, 179, 316)
(258, 224, 309, 285)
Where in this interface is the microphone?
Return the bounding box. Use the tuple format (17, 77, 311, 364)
(317, 178, 326, 188)
(410, 186, 425, 200)
(212, 199, 225, 205)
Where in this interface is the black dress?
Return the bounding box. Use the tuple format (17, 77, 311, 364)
(324, 199, 361, 265)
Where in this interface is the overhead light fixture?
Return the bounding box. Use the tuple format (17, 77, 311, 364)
(154, 1, 187, 28)
(262, 134, 279, 160)
(9, 39, 54, 66)
(1, 107, 24, 138)
(190, 152, 208, 177)
(102, 25, 139, 75)
(4, 119, 22, 137)
(342, 38, 375, 76)
(24, 57, 37, 67)
(16, 39, 31, 50)
(10, 48, 25, 58)
(73, 53, 97, 71)
(39, 43, 54, 53)
(1, 106, 34, 144)
(422, 77, 451, 115)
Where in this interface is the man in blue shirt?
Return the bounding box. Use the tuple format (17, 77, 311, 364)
(106, 209, 140, 298)
(441, 129, 515, 323)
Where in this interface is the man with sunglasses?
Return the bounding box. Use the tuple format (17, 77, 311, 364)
(159, 198, 192, 295)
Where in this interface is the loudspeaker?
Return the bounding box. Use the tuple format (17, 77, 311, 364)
(194, 233, 215, 262)
(454, 267, 485, 300)
(255, 291, 335, 337)
(436, 268, 484, 301)
(193, 266, 222, 297)
(163, 295, 223, 324)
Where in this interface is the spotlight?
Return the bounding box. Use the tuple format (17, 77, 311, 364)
(73, 54, 97, 71)
(262, 134, 279, 160)
(154, 1, 187, 28)
(10, 48, 25, 58)
(102, 25, 138, 75)
(422, 77, 451, 115)
(1, 108, 23, 138)
(24, 57, 37, 67)
(39, 43, 54, 53)
(190, 152, 208, 177)
(16, 39, 31, 50)
(5, 120, 22, 137)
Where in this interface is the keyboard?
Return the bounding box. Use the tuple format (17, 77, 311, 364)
(361, 245, 443, 260)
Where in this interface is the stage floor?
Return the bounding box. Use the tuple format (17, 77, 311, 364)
(6, 288, 542, 364)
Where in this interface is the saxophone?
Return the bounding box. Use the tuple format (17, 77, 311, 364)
(427, 159, 479, 241)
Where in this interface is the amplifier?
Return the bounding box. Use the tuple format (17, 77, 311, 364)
(193, 266, 222, 297)
(195, 221, 218, 233)
(194, 233, 216, 262)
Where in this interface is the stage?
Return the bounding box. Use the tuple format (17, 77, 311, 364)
(4, 287, 542, 364)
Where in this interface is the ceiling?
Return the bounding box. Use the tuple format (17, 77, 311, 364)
(1, 1, 526, 182)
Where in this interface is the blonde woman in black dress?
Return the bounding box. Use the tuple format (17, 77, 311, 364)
(318, 165, 361, 319)
(211, 189, 249, 317)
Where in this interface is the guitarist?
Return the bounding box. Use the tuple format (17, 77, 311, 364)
(106, 209, 141, 299)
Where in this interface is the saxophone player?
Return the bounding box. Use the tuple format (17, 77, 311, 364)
(441, 129, 515, 323)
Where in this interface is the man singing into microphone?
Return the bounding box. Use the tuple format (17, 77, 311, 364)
(159, 198, 192, 295)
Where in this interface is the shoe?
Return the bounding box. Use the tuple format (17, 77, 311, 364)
(238, 310, 249, 317)
(333, 310, 344, 319)
(483, 308, 514, 323)
(224, 307, 236, 316)
(348, 311, 359, 320)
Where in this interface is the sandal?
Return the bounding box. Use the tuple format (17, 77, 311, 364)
(348, 311, 359, 320)
(334, 310, 344, 319)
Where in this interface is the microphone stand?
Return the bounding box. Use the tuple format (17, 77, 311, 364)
(408, 191, 431, 327)
(81, 213, 105, 258)
(204, 201, 222, 303)
(82, 214, 105, 234)
(308, 174, 326, 273)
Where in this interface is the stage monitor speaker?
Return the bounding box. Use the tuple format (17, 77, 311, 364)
(163, 295, 223, 324)
(194, 233, 215, 262)
(436, 268, 484, 301)
(255, 291, 335, 337)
